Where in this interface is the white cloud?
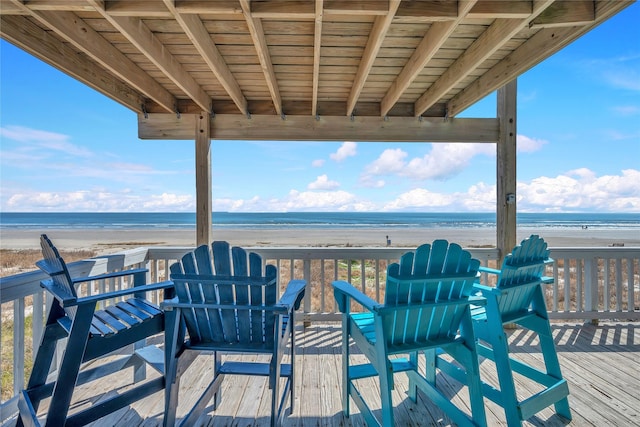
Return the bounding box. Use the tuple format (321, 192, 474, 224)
(403, 143, 494, 180)
(330, 141, 357, 162)
(308, 174, 340, 190)
(611, 105, 640, 116)
(383, 188, 454, 210)
(517, 134, 548, 152)
(517, 168, 640, 212)
(363, 148, 407, 176)
(4, 190, 195, 212)
(361, 143, 495, 184)
(0, 125, 93, 157)
(312, 159, 325, 167)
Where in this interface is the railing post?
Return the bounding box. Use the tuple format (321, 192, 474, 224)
(303, 258, 311, 327)
(584, 257, 599, 325)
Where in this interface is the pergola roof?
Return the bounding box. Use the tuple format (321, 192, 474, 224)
(0, 1, 632, 142)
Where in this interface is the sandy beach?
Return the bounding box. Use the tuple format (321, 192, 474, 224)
(1, 227, 638, 254)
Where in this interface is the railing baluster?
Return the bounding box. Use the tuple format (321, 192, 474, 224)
(13, 298, 25, 395)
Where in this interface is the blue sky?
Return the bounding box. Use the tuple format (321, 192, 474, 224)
(1, 4, 639, 214)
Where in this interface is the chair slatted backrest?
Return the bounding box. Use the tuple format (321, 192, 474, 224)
(171, 241, 278, 347)
(383, 240, 480, 347)
(36, 234, 78, 318)
(495, 235, 550, 317)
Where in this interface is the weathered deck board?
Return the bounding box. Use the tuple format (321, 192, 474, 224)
(23, 321, 640, 426)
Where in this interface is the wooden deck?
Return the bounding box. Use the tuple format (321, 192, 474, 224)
(27, 321, 640, 426)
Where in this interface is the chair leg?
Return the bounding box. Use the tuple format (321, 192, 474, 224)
(44, 304, 94, 426)
(341, 315, 351, 417)
(533, 318, 572, 421)
(164, 309, 182, 427)
(377, 359, 394, 427)
(490, 331, 522, 427)
(270, 355, 282, 427)
(408, 351, 419, 402)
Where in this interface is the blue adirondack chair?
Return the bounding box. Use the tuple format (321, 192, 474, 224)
(163, 241, 306, 427)
(17, 234, 172, 426)
(445, 235, 571, 426)
(332, 240, 487, 427)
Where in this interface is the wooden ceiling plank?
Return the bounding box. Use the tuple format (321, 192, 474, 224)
(163, 0, 248, 115)
(11, 0, 96, 12)
(380, 1, 478, 117)
(468, 1, 533, 19)
(414, 0, 555, 117)
(91, 1, 212, 113)
(250, 1, 315, 19)
(174, 1, 243, 15)
(0, 15, 144, 111)
(312, 0, 323, 117)
(140, 113, 499, 143)
(447, 0, 634, 117)
(394, 1, 459, 22)
(324, 0, 389, 16)
(7, 2, 176, 113)
(104, 0, 172, 17)
(239, 0, 282, 116)
(346, 0, 401, 116)
(530, 0, 595, 29)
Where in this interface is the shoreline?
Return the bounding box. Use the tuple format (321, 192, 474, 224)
(1, 227, 638, 254)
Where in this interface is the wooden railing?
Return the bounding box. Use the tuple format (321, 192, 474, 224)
(1, 245, 638, 420)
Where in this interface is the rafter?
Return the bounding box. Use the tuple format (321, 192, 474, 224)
(414, 0, 555, 117)
(239, 0, 282, 116)
(88, 0, 211, 113)
(312, 0, 323, 117)
(447, 0, 632, 117)
(162, 0, 247, 115)
(6, 0, 176, 113)
(0, 15, 144, 112)
(380, 0, 477, 117)
(346, 0, 401, 117)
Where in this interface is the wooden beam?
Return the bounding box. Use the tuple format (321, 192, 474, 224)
(312, 0, 323, 117)
(380, 1, 477, 117)
(139, 114, 499, 143)
(0, 15, 144, 112)
(7, 3, 176, 113)
(239, 0, 282, 116)
(496, 80, 517, 264)
(414, 0, 555, 116)
(446, 0, 633, 117)
(195, 112, 212, 246)
(346, 0, 401, 116)
(90, 1, 212, 113)
(531, 0, 595, 28)
(162, 0, 248, 115)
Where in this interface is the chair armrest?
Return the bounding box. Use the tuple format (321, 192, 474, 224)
(473, 282, 501, 297)
(332, 280, 381, 313)
(71, 268, 148, 284)
(478, 266, 501, 275)
(277, 280, 306, 311)
(43, 280, 173, 308)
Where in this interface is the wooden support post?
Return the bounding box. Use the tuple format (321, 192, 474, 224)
(497, 80, 517, 264)
(195, 112, 211, 246)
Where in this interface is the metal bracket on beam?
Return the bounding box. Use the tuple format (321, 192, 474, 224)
(350, 113, 355, 122)
(281, 113, 286, 120)
(141, 103, 148, 119)
(246, 111, 252, 119)
(315, 114, 320, 121)
(174, 104, 181, 119)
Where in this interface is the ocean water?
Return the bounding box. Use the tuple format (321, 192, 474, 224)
(0, 212, 638, 231)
